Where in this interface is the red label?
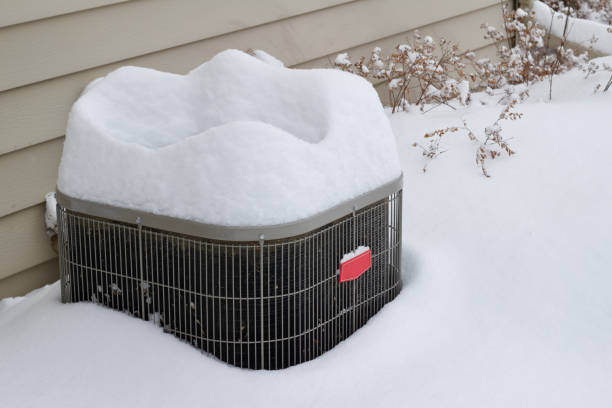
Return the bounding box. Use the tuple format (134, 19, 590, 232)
(339, 249, 372, 283)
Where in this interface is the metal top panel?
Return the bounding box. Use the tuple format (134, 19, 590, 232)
(57, 174, 403, 242)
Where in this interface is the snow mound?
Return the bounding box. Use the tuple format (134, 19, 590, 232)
(531, 1, 612, 55)
(57, 50, 401, 227)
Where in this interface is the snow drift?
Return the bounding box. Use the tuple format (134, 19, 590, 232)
(57, 50, 401, 226)
(531, 0, 612, 55)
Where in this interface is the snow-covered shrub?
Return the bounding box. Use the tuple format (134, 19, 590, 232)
(334, 32, 471, 113)
(337, 4, 606, 105)
(335, 4, 605, 175)
(528, 1, 612, 92)
(416, 90, 529, 177)
(471, 4, 595, 99)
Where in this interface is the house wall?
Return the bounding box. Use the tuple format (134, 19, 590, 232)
(0, 0, 505, 299)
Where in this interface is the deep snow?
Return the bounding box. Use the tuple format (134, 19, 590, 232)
(58, 49, 401, 227)
(2, 59, 612, 408)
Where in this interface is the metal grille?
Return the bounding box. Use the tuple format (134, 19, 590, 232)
(57, 191, 402, 369)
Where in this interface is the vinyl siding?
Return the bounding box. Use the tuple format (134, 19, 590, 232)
(0, 0, 130, 28)
(0, 0, 505, 298)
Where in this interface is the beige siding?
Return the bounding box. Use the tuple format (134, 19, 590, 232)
(0, 0, 130, 28)
(0, 138, 62, 218)
(0, 204, 57, 280)
(0, 0, 354, 91)
(0, 259, 58, 299)
(0, 0, 505, 298)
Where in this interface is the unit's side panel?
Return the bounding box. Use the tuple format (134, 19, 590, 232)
(56, 190, 402, 368)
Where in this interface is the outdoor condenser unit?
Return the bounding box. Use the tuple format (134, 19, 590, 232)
(55, 49, 403, 369)
(56, 178, 402, 370)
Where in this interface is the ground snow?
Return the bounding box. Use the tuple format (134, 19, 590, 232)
(58, 50, 401, 227)
(532, 1, 612, 55)
(3, 59, 612, 407)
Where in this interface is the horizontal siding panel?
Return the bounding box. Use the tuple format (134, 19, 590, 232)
(0, 1, 504, 156)
(0, 0, 354, 92)
(0, 0, 130, 28)
(0, 204, 57, 280)
(0, 259, 58, 299)
(296, 3, 504, 69)
(0, 138, 62, 218)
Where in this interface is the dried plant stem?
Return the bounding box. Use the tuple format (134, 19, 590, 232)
(420, 92, 527, 177)
(549, 9, 571, 101)
(604, 74, 612, 92)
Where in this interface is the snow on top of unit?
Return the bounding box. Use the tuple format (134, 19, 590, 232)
(58, 49, 401, 227)
(249, 49, 285, 67)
